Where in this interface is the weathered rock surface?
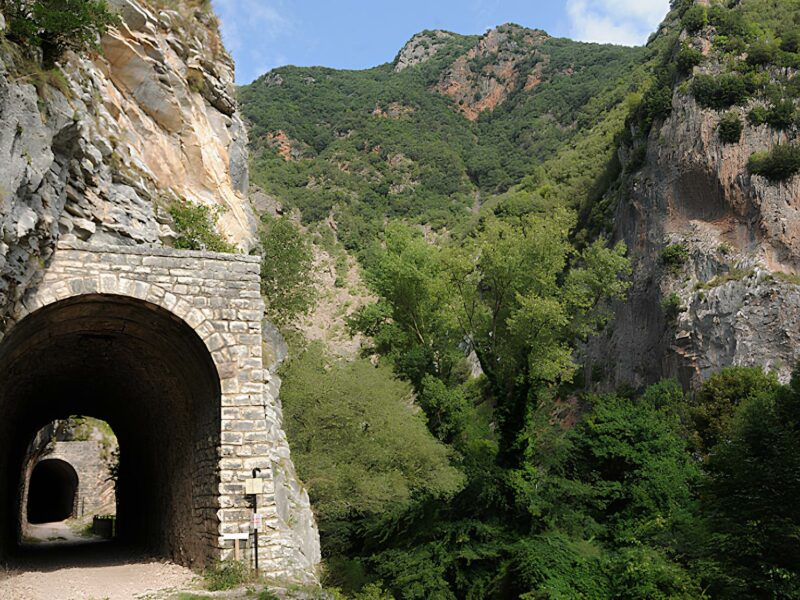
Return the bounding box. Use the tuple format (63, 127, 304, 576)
(589, 24, 800, 389)
(394, 30, 455, 72)
(435, 24, 549, 120)
(0, 0, 257, 325)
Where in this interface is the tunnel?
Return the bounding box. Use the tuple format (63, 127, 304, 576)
(26, 459, 79, 524)
(0, 294, 222, 565)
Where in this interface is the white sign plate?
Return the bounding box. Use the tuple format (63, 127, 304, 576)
(252, 513, 263, 530)
(245, 478, 263, 495)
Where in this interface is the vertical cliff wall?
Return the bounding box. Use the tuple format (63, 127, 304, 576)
(589, 1, 800, 390)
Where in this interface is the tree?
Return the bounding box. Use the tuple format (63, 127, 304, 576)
(279, 343, 465, 554)
(700, 374, 800, 597)
(444, 206, 630, 463)
(2, 0, 119, 66)
(258, 215, 316, 326)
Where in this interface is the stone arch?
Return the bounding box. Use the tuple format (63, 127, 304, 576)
(0, 292, 224, 565)
(10, 274, 234, 374)
(26, 458, 79, 524)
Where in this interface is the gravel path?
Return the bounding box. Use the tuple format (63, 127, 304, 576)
(0, 534, 201, 600)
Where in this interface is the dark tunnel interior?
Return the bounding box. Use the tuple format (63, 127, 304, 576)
(26, 459, 79, 524)
(0, 294, 222, 566)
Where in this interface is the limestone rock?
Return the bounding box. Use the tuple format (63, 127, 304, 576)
(394, 30, 454, 72)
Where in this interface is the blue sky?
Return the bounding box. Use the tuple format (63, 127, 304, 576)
(211, 0, 671, 85)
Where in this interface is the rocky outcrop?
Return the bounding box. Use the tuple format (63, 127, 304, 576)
(394, 30, 455, 72)
(589, 24, 800, 389)
(435, 24, 549, 120)
(0, 0, 257, 324)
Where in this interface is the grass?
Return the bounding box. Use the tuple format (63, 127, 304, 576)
(203, 560, 258, 591)
(772, 271, 800, 285)
(694, 268, 754, 290)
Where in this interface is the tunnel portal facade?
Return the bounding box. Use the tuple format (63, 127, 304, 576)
(0, 241, 318, 580)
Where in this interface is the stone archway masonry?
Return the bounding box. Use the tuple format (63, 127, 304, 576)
(6, 240, 320, 582)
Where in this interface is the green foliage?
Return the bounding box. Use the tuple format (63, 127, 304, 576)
(690, 73, 754, 110)
(681, 5, 708, 33)
(1, 0, 119, 66)
(661, 293, 686, 322)
(203, 560, 255, 591)
(168, 200, 235, 253)
(240, 31, 648, 252)
(676, 45, 703, 74)
(748, 104, 769, 125)
(690, 366, 779, 454)
(718, 111, 743, 144)
(279, 343, 465, 554)
(749, 144, 800, 181)
(258, 215, 315, 326)
(697, 372, 800, 597)
(660, 243, 689, 273)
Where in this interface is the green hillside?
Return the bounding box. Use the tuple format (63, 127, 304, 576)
(240, 24, 648, 249)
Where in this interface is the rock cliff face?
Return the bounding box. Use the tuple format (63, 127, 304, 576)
(434, 24, 549, 120)
(590, 17, 800, 389)
(0, 0, 257, 325)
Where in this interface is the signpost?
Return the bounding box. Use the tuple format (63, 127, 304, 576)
(246, 468, 262, 574)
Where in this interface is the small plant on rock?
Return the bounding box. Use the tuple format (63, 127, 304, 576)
(661, 243, 689, 274)
(718, 111, 743, 144)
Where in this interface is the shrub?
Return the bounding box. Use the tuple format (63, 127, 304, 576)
(681, 5, 708, 34)
(676, 45, 703, 74)
(765, 99, 797, 130)
(746, 39, 779, 67)
(781, 29, 800, 53)
(661, 243, 689, 273)
(2, 0, 119, 66)
(661, 292, 686, 322)
(204, 560, 255, 591)
(690, 73, 753, 110)
(749, 145, 800, 181)
(168, 200, 235, 252)
(747, 105, 768, 125)
(718, 111, 743, 144)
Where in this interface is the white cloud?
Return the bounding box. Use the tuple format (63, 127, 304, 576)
(211, 0, 292, 83)
(566, 0, 669, 46)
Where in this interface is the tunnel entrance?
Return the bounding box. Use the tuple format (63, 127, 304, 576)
(0, 294, 222, 566)
(27, 460, 79, 524)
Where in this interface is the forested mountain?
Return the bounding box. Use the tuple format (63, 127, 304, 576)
(239, 0, 800, 597)
(240, 23, 651, 249)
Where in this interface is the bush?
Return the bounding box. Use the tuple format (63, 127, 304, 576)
(676, 45, 703, 74)
(765, 99, 797, 130)
(690, 73, 753, 110)
(2, 0, 119, 66)
(168, 200, 235, 252)
(204, 560, 255, 591)
(718, 111, 743, 144)
(749, 145, 800, 181)
(746, 39, 779, 67)
(681, 5, 708, 34)
(661, 243, 689, 273)
(661, 292, 686, 322)
(747, 105, 769, 125)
